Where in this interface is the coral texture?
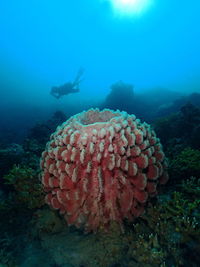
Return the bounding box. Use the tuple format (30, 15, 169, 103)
(40, 109, 168, 232)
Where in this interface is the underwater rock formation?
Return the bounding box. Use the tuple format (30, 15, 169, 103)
(154, 102, 200, 151)
(156, 92, 200, 118)
(40, 109, 168, 232)
(102, 81, 135, 114)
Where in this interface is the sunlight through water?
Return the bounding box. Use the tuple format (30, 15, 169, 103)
(107, 0, 153, 16)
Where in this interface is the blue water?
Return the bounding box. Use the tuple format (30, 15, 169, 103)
(1, 0, 200, 103)
(0, 0, 199, 142)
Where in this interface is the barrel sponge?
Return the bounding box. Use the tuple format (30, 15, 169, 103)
(40, 109, 168, 232)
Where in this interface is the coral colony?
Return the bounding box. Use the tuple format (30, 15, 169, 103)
(40, 109, 168, 232)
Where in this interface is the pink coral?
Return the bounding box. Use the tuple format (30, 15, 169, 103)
(40, 109, 168, 232)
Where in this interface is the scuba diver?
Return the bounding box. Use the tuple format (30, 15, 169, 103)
(50, 68, 84, 99)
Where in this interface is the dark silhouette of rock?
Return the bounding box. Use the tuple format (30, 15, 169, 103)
(101, 81, 134, 113)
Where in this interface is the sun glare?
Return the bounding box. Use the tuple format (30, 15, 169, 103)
(108, 0, 152, 16)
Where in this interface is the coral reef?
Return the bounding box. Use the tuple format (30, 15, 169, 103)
(31, 208, 65, 238)
(154, 103, 200, 151)
(4, 165, 44, 209)
(0, 234, 18, 267)
(40, 108, 168, 232)
(26, 177, 200, 267)
(35, 220, 128, 267)
(0, 144, 24, 177)
(169, 148, 200, 180)
(181, 176, 200, 198)
(126, 177, 200, 266)
(1, 100, 200, 266)
(127, 232, 167, 265)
